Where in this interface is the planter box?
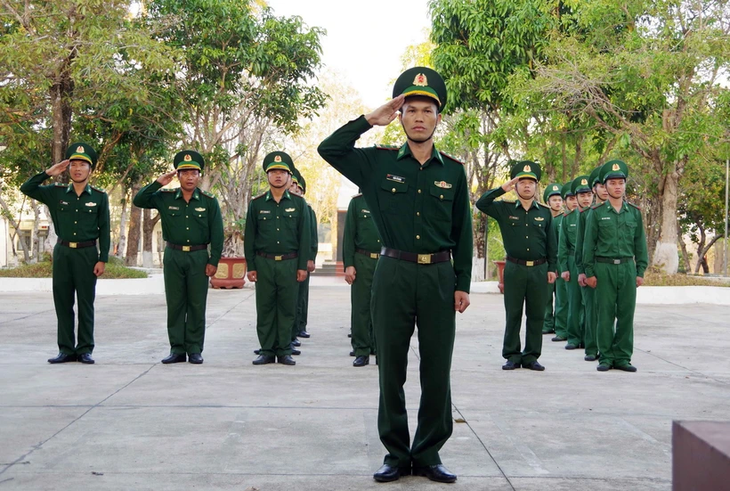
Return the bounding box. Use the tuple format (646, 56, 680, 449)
(210, 257, 246, 289)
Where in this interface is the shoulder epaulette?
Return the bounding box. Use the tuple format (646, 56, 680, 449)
(375, 144, 399, 150)
(352, 193, 363, 198)
(161, 188, 176, 193)
(200, 189, 216, 198)
(91, 185, 106, 194)
(628, 202, 641, 211)
(536, 201, 549, 209)
(252, 192, 267, 200)
(439, 150, 465, 165)
(591, 203, 602, 209)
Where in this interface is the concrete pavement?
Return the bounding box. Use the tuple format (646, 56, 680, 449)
(1, 286, 729, 490)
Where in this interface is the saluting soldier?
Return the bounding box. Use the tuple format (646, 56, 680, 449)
(343, 191, 382, 367)
(133, 150, 223, 365)
(476, 161, 557, 371)
(542, 183, 566, 336)
(551, 182, 577, 342)
(318, 67, 472, 484)
(20, 143, 110, 364)
(244, 152, 310, 367)
(575, 165, 608, 361)
(583, 160, 648, 372)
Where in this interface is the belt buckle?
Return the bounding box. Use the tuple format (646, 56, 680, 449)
(613, 259, 621, 265)
(69, 242, 78, 249)
(182, 245, 191, 252)
(370, 253, 379, 259)
(275, 255, 283, 261)
(417, 254, 431, 264)
(525, 260, 534, 267)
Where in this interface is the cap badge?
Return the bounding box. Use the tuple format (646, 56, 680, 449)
(612, 163, 620, 171)
(274, 155, 282, 162)
(76, 145, 85, 153)
(413, 73, 428, 87)
(184, 154, 192, 161)
(523, 165, 531, 172)
(581, 178, 588, 185)
(553, 185, 559, 190)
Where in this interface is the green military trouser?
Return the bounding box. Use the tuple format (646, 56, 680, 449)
(163, 247, 210, 355)
(503, 261, 548, 364)
(52, 243, 98, 355)
(255, 256, 297, 357)
(291, 273, 310, 342)
(565, 256, 585, 347)
(543, 277, 568, 335)
(351, 253, 377, 356)
(543, 281, 556, 333)
(582, 285, 599, 357)
(595, 261, 636, 367)
(371, 256, 455, 469)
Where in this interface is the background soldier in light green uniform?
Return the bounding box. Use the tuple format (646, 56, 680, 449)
(244, 152, 310, 367)
(560, 175, 592, 351)
(542, 183, 565, 336)
(291, 169, 317, 343)
(477, 162, 557, 372)
(343, 192, 381, 367)
(134, 150, 223, 365)
(575, 165, 609, 361)
(583, 160, 648, 372)
(318, 67, 472, 484)
(552, 182, 577, 342)
(20, 143, 110, 364)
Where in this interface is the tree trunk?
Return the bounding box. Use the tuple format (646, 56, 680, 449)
(678, 237, 691, 273)
(117, 193, 128, 258)
(652, 165, 680, 274)
(142, 209, 160, 268)
(50, 69, 73, 181)
(0, 195, 30, 263)
(125, 181, 143, 266)
(31, 200, 41, 263)
(693, 227, 706, 274)
(696, 235, 722, 275)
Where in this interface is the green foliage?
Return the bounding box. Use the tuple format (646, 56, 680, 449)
(0, 261, 147, 279)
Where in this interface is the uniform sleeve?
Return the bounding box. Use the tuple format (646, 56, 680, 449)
(546, 213, 557, 272)
(208, 197, 224, 267)
(451, 170, 473, 293)
(296, 200, 311, 271)
(558, 215, 569, 273)
(343, 199, 356, 269)
(98, 192, 111, 263)
(583, 211, 598, 278)
(575, 211, 586, 275)
(475, 187, 506, 219)
(317, 116, 375, 187)
(133, 181, 163, 209)
(309, 207, 318, 260)
(634, 209, 649, 277)
(243, 200, 257, 273)
(19, 171, 55, 205)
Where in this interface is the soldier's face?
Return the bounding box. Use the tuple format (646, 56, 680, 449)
(68, 160, 91, 183)
(548, 195, 563, 212)
(577, 191, 593, 208)
(606, 178, 626, 199)
(515, 178, 536, 200)
(399, 98, 441, 144)
(565, 195, 578, 211)
(289, 179, 301, 196)
(177, 169, 200, 191)
(267, 169, 289, 189)
(594, 182, 609, 201)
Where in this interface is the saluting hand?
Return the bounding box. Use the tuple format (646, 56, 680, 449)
(344, 266, 356, 285)
(585, 276, 597, 289)
(247, 271, 257, 283)
(46, 160, 70, 177)
(365, 94, 405, 127)
(296, 269, 308, 282)
(501, 176, 520, 193)
(454, 291, 470, 313)
(156, 169, 177, 186)
(548, 271, 557, 284)
(205, 264, 217, 277)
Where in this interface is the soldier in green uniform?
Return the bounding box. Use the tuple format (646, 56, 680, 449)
(476, 162, 558, 371)
(575, 165, 609, 361)
(551, 182, 577, 342)
(20, 143, 110, 364)
(133, 150, 223, 365)
(343, 191, 382, 367)
(292, 170, 317, 341)
(244, 152, 310, 367)
(318, 67, 472, 483)
(583, 160, 648, 372)
(559, 175, 593, 351)
(542, 183, 565, 335)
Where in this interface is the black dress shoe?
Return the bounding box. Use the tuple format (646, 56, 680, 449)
(277, 355, 296, 366)
(188, 353, 203, 364)
(291, 338, 301, 347)
(347, 332, 352, 338)
(349, 350, 356, 356)
(48, 352, 77, 364)
(584, 354, 598, 362)
(353, 355, 369, 367)
(552, 336, 566, 342)
(523, 361, 545, 371)
(78, 353, 95, 364)
(502, 360, 520, 370)
(413, 464, 457, 483)
(542, 329, 555, 334)
(161, 352, 186, 364)
(565, 343, 579, 350)
(253, 354, 275, 365)
(253, 348, 261, 355)
(298, 330, 310, 338)
(373, 464, 410, 482)
(614, 364, 637, 372)
(597, 363, 611, 372)
(291, 348, 301, 356)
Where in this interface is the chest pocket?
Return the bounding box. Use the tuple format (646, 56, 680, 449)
(192, 208, 208, 226)
(379, 178, 409, 214)
(428, 185, 454, 222)
(530, 215, 547, 240)
(283, 209, 299, 232)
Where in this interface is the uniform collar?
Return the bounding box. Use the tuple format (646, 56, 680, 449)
(396, 142, 444, 166)
(66, 183, 92, 195)
(514, 199, 539, 210)
(265, 190, 291, 201)
(175, 188, 200, 201)
(604, 200, 627, 213)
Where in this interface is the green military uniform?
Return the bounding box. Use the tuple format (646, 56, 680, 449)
(318, 67, 472, 474)
(583, 160, 648, 371)
(476, 162, 557, 368)
(343, 193, 382, 359)
(542, 183, 567, 336)
(291, 171, 317, 341)
(244, 152, 311, 362)
(551, 182, 576, 342)
(133, 151, 223, 359)
(559, 175, 591, 349)
(20, 143, 110, 360)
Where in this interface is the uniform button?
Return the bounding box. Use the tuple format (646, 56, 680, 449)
(392, 188, 396, 193)
(416, 212, 420, 216)
(526, 236, 529, 238)
(418, 189, 422, 194)
(527, 248, 530, 251)
(416, 235, 420, 239)
(277, 228, 280, 231)
(440, 195, 444, 200)
(186, 227, 189, 230)
(186, 216, 189, 219)
(277, 241, 280, 244)
(74, 221, 77, 224)
(377, 240, 380, 243)
(187, 239, 190, 243)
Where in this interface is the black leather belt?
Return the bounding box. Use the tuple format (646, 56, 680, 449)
(506, 256, 547, 267)
(380, 247, 451, 265)
(256, 251, 298, 261)
(167, 242, 207, 252)
(57, 239, 96, 249)
(596, 256, 633, 264)
(356, 248, 380, 259)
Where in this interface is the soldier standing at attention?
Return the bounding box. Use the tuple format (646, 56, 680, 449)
(583, 160, 648, 372)
(134, 150, 223, 365)
(551, 182, 577, 342)
(476, 161, 557, 371)
(244, 152, 310, 367)
(542, 183, 565, 336)
(292, 169, 317, 342)
(20, 143, 110, 364)
(343, 191, 381, 367)
(318, 67, 472, 484)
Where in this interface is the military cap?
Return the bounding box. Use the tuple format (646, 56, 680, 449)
(510, 160, 541, 182)
(262, 151, 293, 174)
(543, 182, 562, 203)
(174, 150, 204, 172)
(393, 67, 447, 110)
(291, 168, 300, 184)
(600, 159, 629, 183)
(588, 166, 602, 188)
(65, 142, 98, 169)
(298, 174, 307, 194)
(571, 175, 592, 195)
(561, 181, 575, 199)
